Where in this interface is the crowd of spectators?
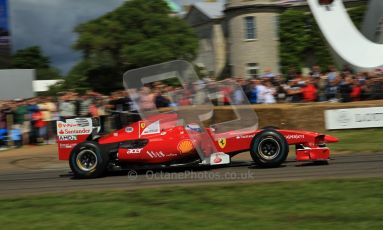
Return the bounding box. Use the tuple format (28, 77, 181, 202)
(239, 65, 383, 104)
(0, 65, 382, 150)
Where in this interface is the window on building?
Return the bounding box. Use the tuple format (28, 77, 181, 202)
(375, 17, 383, 40)
(246, 63, 259, 78)
(274, 15, 279, 39)
(201, 39, 211, 52)
(244, 16, 256, 40)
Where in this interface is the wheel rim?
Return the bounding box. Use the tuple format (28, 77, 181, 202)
(76, 149, 98, 172)
(257, 137, 280, 160)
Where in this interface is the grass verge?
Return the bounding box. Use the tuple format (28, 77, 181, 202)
(0, 178, 382, 230)
(327, 128, 383, 153)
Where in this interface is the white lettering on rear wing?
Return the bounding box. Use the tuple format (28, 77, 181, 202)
(57, 118, 93, 136)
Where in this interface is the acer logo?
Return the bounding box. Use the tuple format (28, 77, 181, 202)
(127, 148, 142, 154)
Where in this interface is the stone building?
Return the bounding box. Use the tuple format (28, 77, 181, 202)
(185, 0, 368, 78)
(225, 0, 284, 78)
(184, 2, 226, 77)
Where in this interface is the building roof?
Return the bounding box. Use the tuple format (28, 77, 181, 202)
(193, 2, 224, 19)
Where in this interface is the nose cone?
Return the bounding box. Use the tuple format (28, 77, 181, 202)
(325, 135, 339, 143)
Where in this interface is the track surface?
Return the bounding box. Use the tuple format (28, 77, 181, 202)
(0, 146, 382, 197)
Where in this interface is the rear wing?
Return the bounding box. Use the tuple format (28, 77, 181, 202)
(56, 117, 100, 160)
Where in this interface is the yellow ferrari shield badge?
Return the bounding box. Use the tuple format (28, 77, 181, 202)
(140, 122, 146, 129)
(218, 138, 226, 149)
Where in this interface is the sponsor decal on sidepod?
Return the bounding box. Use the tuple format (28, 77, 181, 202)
(147, 151, 165, 158)
(177, 139, 194, 154)
(126, 148, 143, 154)
(141, 120, 160, 135)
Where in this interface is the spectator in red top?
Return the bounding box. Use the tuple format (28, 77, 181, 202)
(89, 100, 99, 118)
(302, 78, 318, 102)
(177, 89, 192, 106)
(32, 107, 46, 144)
(221, 83, 233, 105)
(351, 78, 362, 101)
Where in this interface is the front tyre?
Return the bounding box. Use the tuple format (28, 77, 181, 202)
(250, 130, 289, 167)
(69, 141, 109, 179)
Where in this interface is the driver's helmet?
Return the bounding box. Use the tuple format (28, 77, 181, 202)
(185, 123, 203, 133)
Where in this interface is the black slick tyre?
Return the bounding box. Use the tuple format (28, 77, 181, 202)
(69, 141, 108, 179)
(250, 129, 289, 167)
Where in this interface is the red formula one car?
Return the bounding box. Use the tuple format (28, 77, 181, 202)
(57, 113, 338, 178)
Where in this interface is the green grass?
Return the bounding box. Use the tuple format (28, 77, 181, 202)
(0, 178, 383, 230)
(327, 128, 383, 153)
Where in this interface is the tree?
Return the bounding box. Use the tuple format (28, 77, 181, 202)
(279, 10, 312, 74)
(11, 46, 62, 80)
(279, 5, 367, 74)
(12, 46, 50, 69)
(348, 5, 368, 30)
(72, 0, 198, 93)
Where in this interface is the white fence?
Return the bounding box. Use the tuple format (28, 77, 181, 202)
(325, 107, 383, 130)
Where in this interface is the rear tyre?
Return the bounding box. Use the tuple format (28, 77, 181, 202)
(250, 129, 289, 167)
(69, 141, 109, 179)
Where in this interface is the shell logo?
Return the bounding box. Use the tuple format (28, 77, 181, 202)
(177, 139, 194, 154)
(57, 123, 63, 128)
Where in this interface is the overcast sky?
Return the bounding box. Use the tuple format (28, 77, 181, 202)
(8, 0, 219, 74)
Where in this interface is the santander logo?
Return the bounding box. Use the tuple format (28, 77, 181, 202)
(57, 118, 93, 136)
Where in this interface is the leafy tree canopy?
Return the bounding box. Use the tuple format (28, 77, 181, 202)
(11, 46, 62, 80)
(279, 5, 367, 75)
(12, 46, 50, 69)
(71, 0, 198, 93)
(279, 10, 333, 75)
